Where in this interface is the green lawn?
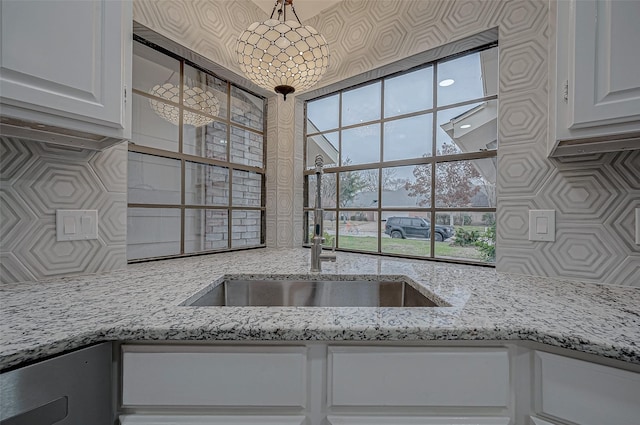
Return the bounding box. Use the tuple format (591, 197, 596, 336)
(334, 235, 487, 261)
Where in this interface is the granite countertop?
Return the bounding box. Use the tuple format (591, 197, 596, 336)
(1, 248, 639, 371)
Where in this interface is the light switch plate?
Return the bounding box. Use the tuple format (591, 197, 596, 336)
(56, 210, 98, 241)
(529, 210, 555, 242)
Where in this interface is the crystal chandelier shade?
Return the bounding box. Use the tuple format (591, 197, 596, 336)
(148, 83, 220, 127)
(236, 0, 329, 100)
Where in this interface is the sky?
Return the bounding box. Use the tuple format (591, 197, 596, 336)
(306, 48, 496, 173)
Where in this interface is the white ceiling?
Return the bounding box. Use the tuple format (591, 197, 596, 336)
(250, 0, 342, 22)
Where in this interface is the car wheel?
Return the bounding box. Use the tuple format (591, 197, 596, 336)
(390, 230, 403, 239)
(435, 232, 444, 242)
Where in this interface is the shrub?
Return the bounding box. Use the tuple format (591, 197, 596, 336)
(482, 213, 496, 226)
(475, 224, 496, 262)
(451, 227, 480, 246)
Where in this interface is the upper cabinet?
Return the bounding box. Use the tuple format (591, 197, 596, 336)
(0, 0, 132, 150)
(550, 0, 640, 156)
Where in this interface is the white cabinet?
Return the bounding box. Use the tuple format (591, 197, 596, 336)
(528, 417, 556, 425)
(119, 415, 307, 425)
(0, 0, 132, 150)
(533, 351, 640, 425)
(328, 346, 509, 407)
(119, 344, 512, 425)
(121, 345, 307, 408)
(550, 0, 640, 156)
(327, 417, 510, 425)
(118, 343, 640, 425)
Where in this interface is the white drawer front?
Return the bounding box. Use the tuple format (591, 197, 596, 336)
(119, 415, 306, 424)
(535, 351, 640, 425)
(327, 416, 510, 425)
(329, 347, 509, 407)
(121, 346, 307, 407)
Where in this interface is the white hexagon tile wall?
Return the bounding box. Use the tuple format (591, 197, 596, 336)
(0, 138, 127, 284)
(2, 0, 637, 286)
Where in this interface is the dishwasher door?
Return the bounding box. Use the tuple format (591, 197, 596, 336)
(0, 343, 112, 425)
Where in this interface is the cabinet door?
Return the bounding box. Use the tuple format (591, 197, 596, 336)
(534, 351, 640, 425)
(555, 0, 640, 144)
(569, 0, 640, 129)
(0, 0, 131, 136)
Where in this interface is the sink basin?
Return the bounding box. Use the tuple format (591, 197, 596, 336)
(184, 279, 440, 307)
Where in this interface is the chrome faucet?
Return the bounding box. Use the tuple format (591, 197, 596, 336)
(311, 154, 336, 272)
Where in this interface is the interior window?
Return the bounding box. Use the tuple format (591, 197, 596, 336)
(127, 39, 266, 262)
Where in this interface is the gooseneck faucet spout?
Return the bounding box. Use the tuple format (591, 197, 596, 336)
(311, 155, 336, 272)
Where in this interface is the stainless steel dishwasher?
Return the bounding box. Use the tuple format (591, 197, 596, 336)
(0, 343, 112, 425)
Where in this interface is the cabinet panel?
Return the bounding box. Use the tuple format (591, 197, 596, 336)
(535, 351, 640, 425)
(551, 0, 640, 156)
(121, 345, 307, 407)
(571, 0, 640, 128)
(329, 347, 509, 407)
(0, 0, 132, 148)
(529, 417, 556, 425)
(119, 415, 306, 424)
(327, 417, 510, 425)
(1, 0, 127, 127)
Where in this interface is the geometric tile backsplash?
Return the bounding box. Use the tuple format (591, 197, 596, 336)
(297, 0, 640, 287)
(1, 0, 638, 286)
(0, 137, 127, 284)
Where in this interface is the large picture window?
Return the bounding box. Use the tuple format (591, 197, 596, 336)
(128, 38, 266, 261)
(304, 45, 497, 265)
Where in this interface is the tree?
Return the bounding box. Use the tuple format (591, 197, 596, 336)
(359, 167, 407, 193)
(339, 170, 366, 207)
(405, 142, 482, 207)
(309, 157, 366, 209)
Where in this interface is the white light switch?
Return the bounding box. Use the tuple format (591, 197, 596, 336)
(56, 210, 98, 241)
(63, 216, 76, 234)
(529, 210, 555, 242)
(536, 216, 548, 234)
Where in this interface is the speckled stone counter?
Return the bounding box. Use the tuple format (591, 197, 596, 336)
(1, 248, 639, 371)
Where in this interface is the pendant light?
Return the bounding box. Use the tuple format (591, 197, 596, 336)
(148, 77, 220, 127)
(236, 0, 329, 100)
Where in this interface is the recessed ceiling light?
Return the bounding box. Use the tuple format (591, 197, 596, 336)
(460, 124, 471, 129)
(439, 79, 455, 87)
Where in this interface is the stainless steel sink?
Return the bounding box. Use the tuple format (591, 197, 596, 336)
(185, 279, 440, 307)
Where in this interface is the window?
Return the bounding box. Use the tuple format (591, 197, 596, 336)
(127, 38, 266, 261)
(304, 45, 497, 265)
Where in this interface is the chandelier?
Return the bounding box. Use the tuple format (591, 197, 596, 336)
(236, 0, 329, 100)
(149, 83, 220, 127)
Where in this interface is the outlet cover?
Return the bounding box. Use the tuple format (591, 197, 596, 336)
(529, 210, 555, 242)
(56, 210, 98, 241)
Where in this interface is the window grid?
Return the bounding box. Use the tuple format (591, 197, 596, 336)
(128, 38, 266, 262)
(304, 44, 497, 266)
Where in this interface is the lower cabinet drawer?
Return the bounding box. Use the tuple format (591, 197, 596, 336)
(535, 351, 640, 425)
(328, 346, 509, 407)
(327, 416, 510, 425)
(119, 415, 306, 424)
(121, 345, 307, 407)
